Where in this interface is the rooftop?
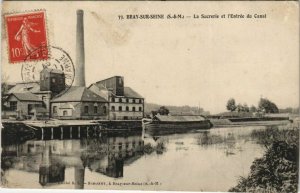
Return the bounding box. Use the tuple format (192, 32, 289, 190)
(9, 92, 43, 102)
(123, 87, 143, 98)
(7, 82, 40, 94)
(94, 76, 123, 84)
(51, 86, 108, 102)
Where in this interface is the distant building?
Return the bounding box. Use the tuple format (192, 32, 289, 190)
(50, 86, 108, 120)
(40, 67, 66, 95)
(6, 82, 51, 107)
(2, 67, 65, 120)
(89, 76, 144, 120)
(2, 92, 45, 119)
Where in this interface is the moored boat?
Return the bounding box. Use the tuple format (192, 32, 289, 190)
(143, 114, 212, 135)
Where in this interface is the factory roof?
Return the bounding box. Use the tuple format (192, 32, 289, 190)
(7, 82, 40, 94)
(9, 92, 43, 102)
(124, 87, 143, 98)
(94, 76, 123, 84)
(51, 86, 108, 102)
(89, 83, 143, 99)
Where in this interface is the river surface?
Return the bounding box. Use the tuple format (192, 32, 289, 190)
(1, 125, 285, 191)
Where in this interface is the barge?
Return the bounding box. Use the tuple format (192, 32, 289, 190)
(143, 115, 212, 135)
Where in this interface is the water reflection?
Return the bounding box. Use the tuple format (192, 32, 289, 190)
(2, 132, 144, 188)
(1, 125, 289, 191)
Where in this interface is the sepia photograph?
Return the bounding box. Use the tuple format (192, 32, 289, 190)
(1, 1, 299, 192)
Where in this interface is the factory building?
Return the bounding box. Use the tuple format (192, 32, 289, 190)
(89, 76, 144, 120)
(2, 9, 144, 121)
(50, 86, 108, 120)
(40, 67, 66, 95)
(2, 92, 45, 119)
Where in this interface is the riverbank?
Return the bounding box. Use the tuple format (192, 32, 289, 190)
(229, 127, 299, 193)
(209, 118, 292, 128)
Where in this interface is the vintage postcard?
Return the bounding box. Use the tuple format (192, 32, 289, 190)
(1, 1, 299, 192)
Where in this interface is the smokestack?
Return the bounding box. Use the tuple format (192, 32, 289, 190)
(74, 9, 86, 87)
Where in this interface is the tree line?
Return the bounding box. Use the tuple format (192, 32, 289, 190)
(226, 98, 279, 113)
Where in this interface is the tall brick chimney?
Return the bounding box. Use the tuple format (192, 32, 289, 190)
(74, 9, 86, 87)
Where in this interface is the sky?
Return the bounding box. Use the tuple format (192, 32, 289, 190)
(2, 1, 299, 113)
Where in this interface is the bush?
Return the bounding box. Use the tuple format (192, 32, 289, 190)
(229, 128, 299, 193)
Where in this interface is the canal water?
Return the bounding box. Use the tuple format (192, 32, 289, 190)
(1, 125, 286, 191)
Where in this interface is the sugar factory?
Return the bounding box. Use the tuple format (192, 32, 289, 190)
(2, 10, 144, 121)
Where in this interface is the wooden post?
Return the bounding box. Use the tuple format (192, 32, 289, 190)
(51, 127, 54, 140)
(41, 128, 44, 140)
(78, 126, 80, 138)
(98, 125, 101, 137)
(87, 126, 89, 137)
(61, 127, 63, 139)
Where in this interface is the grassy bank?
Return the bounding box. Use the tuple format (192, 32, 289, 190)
(209, 118, 290, 128)
(229, 127, 299, 193)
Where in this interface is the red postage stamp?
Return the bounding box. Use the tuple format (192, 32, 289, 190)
(5, 11, 48, 63)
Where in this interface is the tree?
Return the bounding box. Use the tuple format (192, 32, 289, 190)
(226, 98, 236, 112)
(243, 103, 250, 112)
(250, 105, 257, 113)
(157, 106, 169, 115)
(236, 103, 244, 112)
(258, 98, 279, 113)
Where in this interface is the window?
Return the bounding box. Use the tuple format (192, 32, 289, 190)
(132, 107, 136, 112)
(10, 101, 17, 111)
(42, 96, 46, 101)
(118, 98, 121, 103)
(133, 99, 136, 103)
(53, 106, 57, 114)
(119, 106, 122, 111)
(139, 99, 142, 103)
(63, 110, 68, 116)
(94, 106, 98, 114)
(139, 107, 142, 112)
(84, 106, 89, 114)
(112, 97, 115, 102)
(126, 98, 129, 103)
(126, 106, 129, 111)
(103, 106, 107, 114)
(28, 104, 34, 115)
(111, 106, 115, 111)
